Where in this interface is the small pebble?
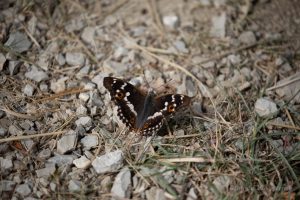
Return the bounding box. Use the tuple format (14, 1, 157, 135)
(68, 180, 82, 192)
(92, 150, 124, 174)
(162, 15, 179, 29)
(15, 183, 32, 196)
(35, 165, 56, 177)
(23, 84, 34, 96)
(0, 157, 13, 170)
(50, 77, 68, 93)
(25, 66, 49, 82)
(0, 53, 6, 71)
(255, 98, 279, 118)
(238, 31, 256, 45)
(80, 135, 98, 150)
(81, 27, 95, 44)
(66, 52, 85, 66)
(47, 154, 75, 166)
(210, 13, 226, 38)
(57, 130, 77, 154)
(55, 53, 66, 66)
(5, 32, 31, 53)
(73, 156, 91, 169)
(75, 116, 92, 129)
(111, 167, 132, 199)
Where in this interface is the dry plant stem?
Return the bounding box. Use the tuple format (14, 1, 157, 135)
(34, 87, 89, 103)
(148, 0, 165, 36)
(159, 157, 214, 163)
(22, 23, 41, 49)
(285, 108, 295, 127)
(0, 131, 66, 143)
(267, 122, 300, 131)
(0, 106, 38, 120)
(266, 76, 300, 91)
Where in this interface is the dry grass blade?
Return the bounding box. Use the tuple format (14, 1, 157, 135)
(0, 131, 66, 143)
(159, 157, 214, 163)
(0, 106, 39, 120)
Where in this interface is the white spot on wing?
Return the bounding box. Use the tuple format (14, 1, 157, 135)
(147, 111, 162, 120)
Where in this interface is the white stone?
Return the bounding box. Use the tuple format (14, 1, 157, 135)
(239, 31, 256, 45)
(25, 65, 49, 82)
(50, 77, 68, 93)
(68, 180, 82, 192)
(75, 116, 92, 128)
(0, 180, 16, 192)
(173, 40, 188, 53)
(47, 154, 75, 166)
(55, 53, 66, 66)
(73, 156, 91, 169)
(76, 104, 87, 115)
(80, 135, 98, 150)
(255, 98, 279, 118)
(0, 53, 6, 71)
(92, 150, 124, 174)
(210, 13, 226, 38)
(79, 93, 90, 102)
(111, 167, 131, 199)
(162, 15, 179, 29)
(187, 187, 197, 200)
(5, 32, 31, 53)
(35, 165, 56, 177)
(213, 176, 231, 192)
(66, 52, 85, 66)
(23, 84, 34, 96)
(57, 130, 77, 154)
(81, 27, 95, 44)
(15, 183, 32, 196)
(0, 157, 13, 170)
(145, 187, 165, 200)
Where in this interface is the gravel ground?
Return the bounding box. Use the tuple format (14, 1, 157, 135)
(0, 0, 300, 199)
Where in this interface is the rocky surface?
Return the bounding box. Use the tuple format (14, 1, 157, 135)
(0, 0, 299, 199)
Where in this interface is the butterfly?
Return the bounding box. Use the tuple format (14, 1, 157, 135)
(103, 77, 191, 135)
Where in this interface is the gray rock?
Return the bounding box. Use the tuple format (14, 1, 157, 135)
(131, 26, 146, 37)
(80, 135, 98, 150)
(0, 53, 5, 71)
(114, 46, 128, 60)
(75, 116, 92, 129)
(4, 32, 31, 53)
(255, 98, 278, 118)
(73, 156, 91, 169)
(210, 13, 226, 38)
(23, 84, 34, 96)
(75, 65, 90, 79)
(162, 15, 179, 29)
(91, 73, 109, 93)
(15, 183, 32, 196)
(8, 125, 23, 135)
(187, 187, 197, 200)
(47, 154, 76, 166)
(65, 16, 85, 32)
(39, 83, 48, 92)
(0, 127, 7, 137)
(111, 167, 131, 199)
(275, 72, 300, 103)
(0, 157, 13, 170)
(173, 40, 188, 53)
(25, 65, 49, 82)
(36, 52, 50, 71)
(81, 27, 95, 44)
(50, 77, 68, 93)
(92, 150, 124, 174)
(50, 182, 56, 191)
(66, 52, 85, 66)
(8, 60, 22, 75)
(0, 180, 16, 192)
(145, 187, 165, 200)
(103, 60, 128, 73)
(37, 148, 51, 160)
(238, 31, 256, 45)
(76, 104, 87, 115)
(35, 164, 56, 177)
(55, 53, 66, 66)
(57, 130, 77, 154)
(79, 93, 90, 102)
(68, 180, 83, 192)
(227, 54, 241, 65)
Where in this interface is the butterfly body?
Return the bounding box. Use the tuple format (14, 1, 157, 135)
(103, 77, 191, 135)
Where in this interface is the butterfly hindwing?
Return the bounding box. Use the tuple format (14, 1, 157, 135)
(103, 77, 191, 135)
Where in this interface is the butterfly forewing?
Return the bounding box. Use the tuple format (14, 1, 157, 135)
(103, 77, 191, 136)
(103, 77, 146, 129)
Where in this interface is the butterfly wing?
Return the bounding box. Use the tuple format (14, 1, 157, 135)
(139, 94, 191, 135)
(103, 77, 146, 130)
